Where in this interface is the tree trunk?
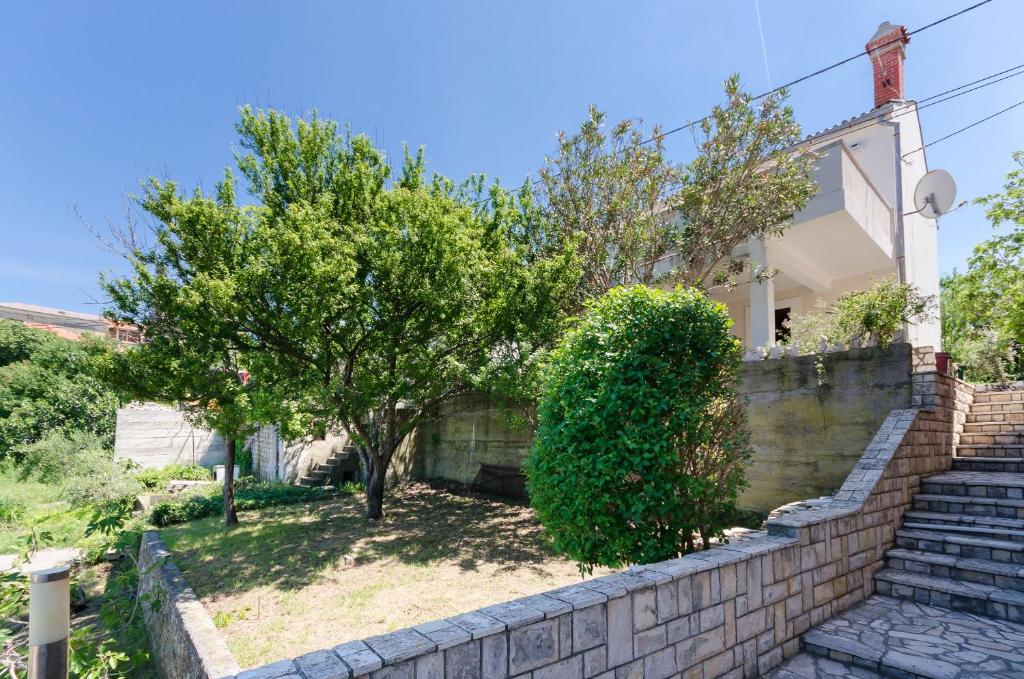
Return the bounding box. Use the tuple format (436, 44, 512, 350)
(224, 438, 239, 527)
(365, 463, 385, 520)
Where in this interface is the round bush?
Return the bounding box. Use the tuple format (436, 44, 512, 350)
(525, 285, 750, 572)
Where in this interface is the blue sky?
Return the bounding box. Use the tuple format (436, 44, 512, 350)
(1, 1, 1022, 314)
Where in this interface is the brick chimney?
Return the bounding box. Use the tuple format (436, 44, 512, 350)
(865, 21, 910, 108)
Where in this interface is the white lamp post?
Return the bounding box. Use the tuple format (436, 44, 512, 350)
(28, 565, 70, 679)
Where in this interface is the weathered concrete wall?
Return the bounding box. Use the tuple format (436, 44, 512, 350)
(219, 371, 970, 679)
(738, 344, 914, 511)
(415, 395, 534, 485)
(409, 346, 914, 511)
(114, 402, 226, 470)
(138, 532, 240, 679)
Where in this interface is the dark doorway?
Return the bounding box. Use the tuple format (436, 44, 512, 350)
(774, 307, 792, 344)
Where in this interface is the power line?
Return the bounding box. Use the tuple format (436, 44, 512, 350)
(902, 97, 1024, 157)
(641, 0, 999, 148)
(793, 63, 1024, 152)
(471, 0, 1001, 206)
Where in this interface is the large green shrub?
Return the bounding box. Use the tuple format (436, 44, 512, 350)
(0, 320, 122, 458)
(15, 431, 143, 505)
(135, 463, 213, 490)
(525, 285, 751, 572)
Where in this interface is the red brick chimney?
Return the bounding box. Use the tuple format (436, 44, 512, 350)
(865, 22, 910, 108)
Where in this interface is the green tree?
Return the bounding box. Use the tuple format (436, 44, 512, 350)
(526, 286, 750, 572)
(941, 151, 1024, 380)
(119, 108, 578, 520)
(0, 320, 121, 459)
(538, 75, 816, 300)
(103, 177, 261, 526)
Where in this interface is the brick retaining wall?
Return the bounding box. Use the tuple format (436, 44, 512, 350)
(142, 372, 972, 679)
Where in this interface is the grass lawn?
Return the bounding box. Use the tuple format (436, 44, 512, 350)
(161, 482, 607, 669)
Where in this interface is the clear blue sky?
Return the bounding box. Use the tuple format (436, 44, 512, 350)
(2, 1, 1022, 314)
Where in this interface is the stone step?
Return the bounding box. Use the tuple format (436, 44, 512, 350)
(956, 443, 1024, 458)
(902, 520, 1024, 544)
(963, 420, 1024, 434)
(974, 389, 1024, 404)
(920, 470, 1024, 498)
(913, 493, 1024, 519)
(895, 527, 1024, 564)
(801, 627, 948, 679)
(971, 401, 1024, 415)
(298, 475, 320, 487)
(904, 510, 1024, 532)
(886, 548, 1024, 592)
(959, 431, 1024, 446)
(952, 456, 1024, 473)
(760, 651, 881, 679)
(967, 411, 1024, 424)
(874, 568, 1024, 623)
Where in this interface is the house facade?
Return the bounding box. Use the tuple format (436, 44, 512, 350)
(707, 22, 942, 350)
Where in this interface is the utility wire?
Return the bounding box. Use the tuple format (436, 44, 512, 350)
(471, 0, 1001, 205)
(902, 97, 1024, 157)
(793, 64, 1024, 152)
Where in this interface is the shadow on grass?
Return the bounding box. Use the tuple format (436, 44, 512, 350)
(159, 483, 563, 598)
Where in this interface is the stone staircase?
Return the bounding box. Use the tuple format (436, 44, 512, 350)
(765, 386, 1024, 678)
(298, 444, 361, 487)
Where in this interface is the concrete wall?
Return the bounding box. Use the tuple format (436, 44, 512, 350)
(143, 370, 970, 679)
(248, 425, 349, 483)
(414, 395, 534, 485)
(408, 345, 914, 513)
(114, 402, 226, 470)
(138, 532, 241, 679)
(737, 344, 913, 511)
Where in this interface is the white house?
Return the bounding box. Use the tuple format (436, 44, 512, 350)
(707, 22, 942, 350)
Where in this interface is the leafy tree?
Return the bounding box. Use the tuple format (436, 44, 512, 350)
(941, 151, 1024, 381)
(526, 286, 750, 572)
(103, 177, 262, 527)
(120, 108, 578, 520)
(538, 75, 816, 300)
(0, 320, 121, 459)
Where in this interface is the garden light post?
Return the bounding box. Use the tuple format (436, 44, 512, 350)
(28, 565, 70, 679)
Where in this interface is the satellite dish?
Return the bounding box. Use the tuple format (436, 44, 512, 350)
(913, 169, 957, 219)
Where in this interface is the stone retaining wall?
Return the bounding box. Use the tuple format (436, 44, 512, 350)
(138, 532, 241, 679)
(138, 371, 969, 679)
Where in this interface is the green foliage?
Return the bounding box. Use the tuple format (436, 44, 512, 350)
(149, 480, 345, 527)
(526, 286, 751, 573)
(538, 75, 816, 298)
(941, 151, 1024, 382)
(134, 463, 213, 490)
(14, 431, 143, 505)
(110, 107, 579, 519)
(0, 496, 25, 526)
(0, 320, 121, 460)
(788, 279, 936, 353)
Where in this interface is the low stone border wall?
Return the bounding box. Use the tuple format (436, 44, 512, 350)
(141, 372, 971, 679)
(138, 532, 241, 679)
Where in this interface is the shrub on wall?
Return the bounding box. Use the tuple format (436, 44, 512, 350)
(525, 285, 751, 573)
(788, 278, 935, 353)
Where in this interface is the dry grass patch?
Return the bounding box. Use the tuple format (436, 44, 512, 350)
(161, 483, 606, 669)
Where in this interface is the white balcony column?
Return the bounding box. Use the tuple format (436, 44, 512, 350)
(748, 236, 776, 348)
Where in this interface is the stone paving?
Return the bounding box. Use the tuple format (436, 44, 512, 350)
(784, 594, 1024, 678)
(763, 652, 882, 678)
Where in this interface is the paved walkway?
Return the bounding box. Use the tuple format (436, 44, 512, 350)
(764, 595, 1024, 678)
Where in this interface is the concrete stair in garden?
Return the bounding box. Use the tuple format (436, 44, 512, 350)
(298, 445, 361, 487)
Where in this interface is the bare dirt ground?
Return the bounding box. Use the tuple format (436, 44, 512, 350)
(161, 483, 606, 669)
